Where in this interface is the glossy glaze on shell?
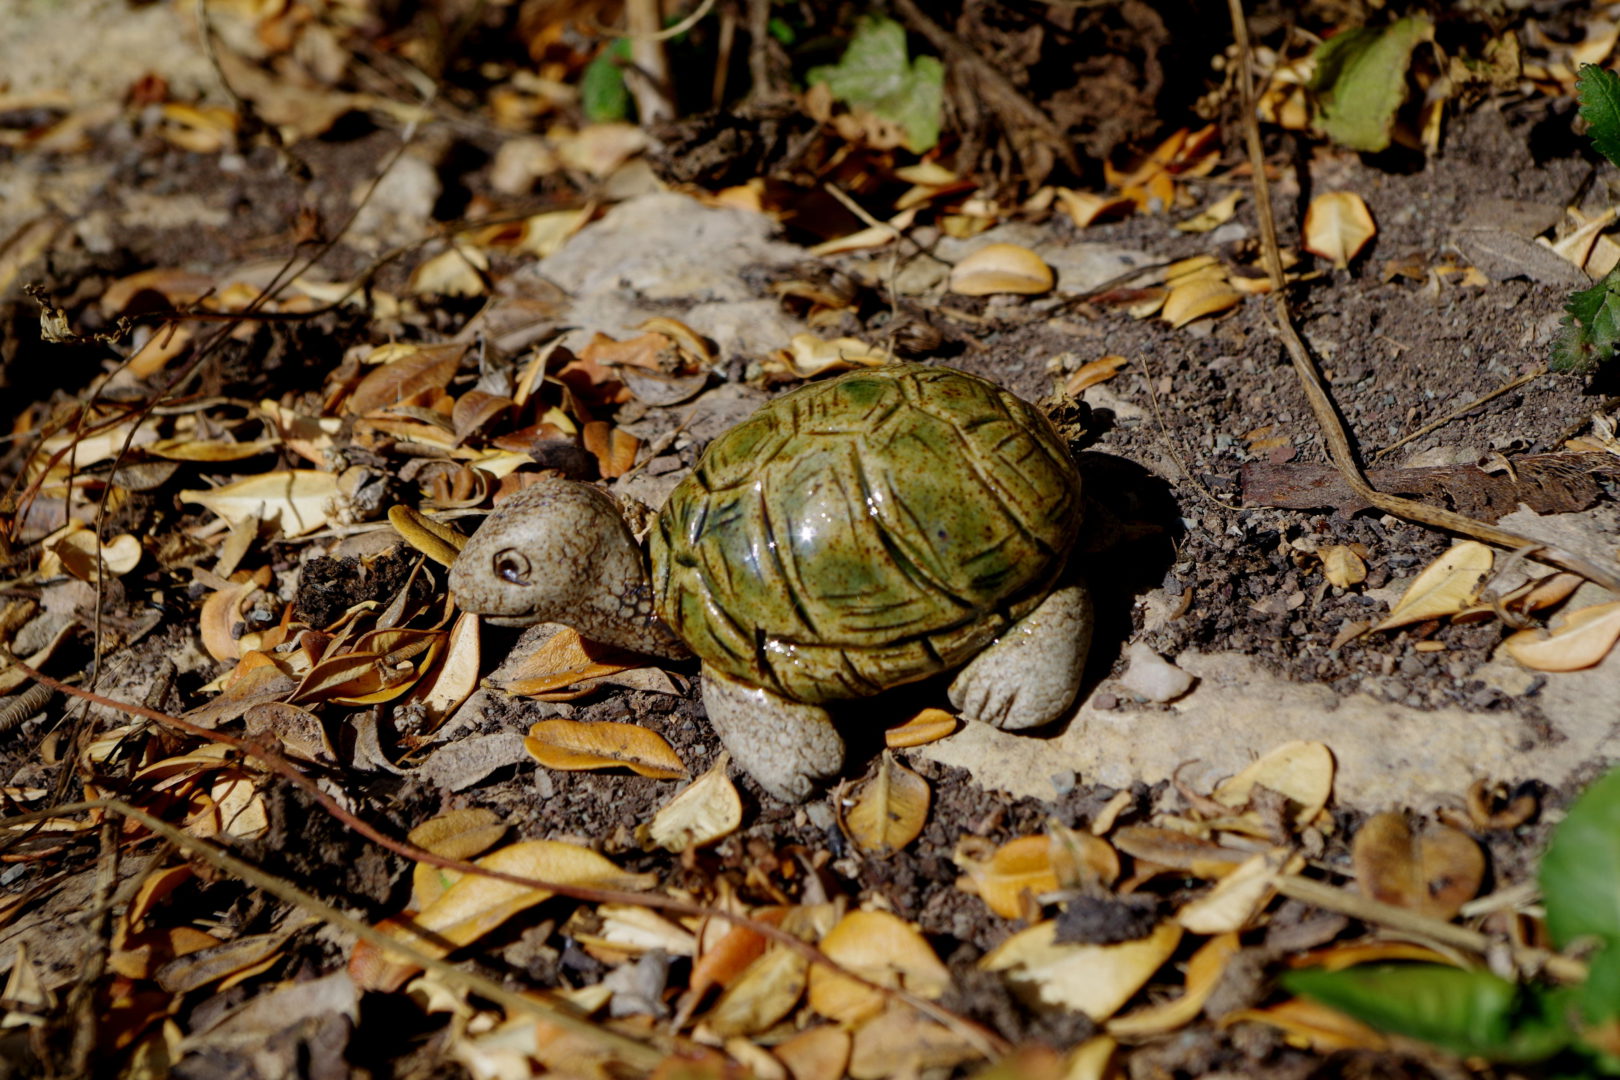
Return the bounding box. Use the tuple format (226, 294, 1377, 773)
(650, 363, 1081, 704)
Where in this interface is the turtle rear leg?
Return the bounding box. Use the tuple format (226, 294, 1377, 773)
(701, 665, 845, 803)
(949, 582, 1093, 731)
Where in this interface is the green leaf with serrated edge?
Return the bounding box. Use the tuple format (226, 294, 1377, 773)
(806, 17, 943, 153)
(1542, 767, 1620, 949)
(1283, 965, 1575, 1064)
(1307, 15, 1432, 152)
(1575, 945, 1620, 1069)
(1579, 65, 1620, 170)
(1551, 263, 1620, 373)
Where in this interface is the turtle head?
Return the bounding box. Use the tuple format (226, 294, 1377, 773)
(449, 478, 689, 659)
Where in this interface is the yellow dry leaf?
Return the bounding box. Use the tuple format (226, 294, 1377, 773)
(180, 470, 338, 536)
(493, 626, 653, 701)
(949, 243, 1055, 295)
(706, 946, 807, 1037)
(1108, 932, 1241, 1036)
(1373, 540, 1494, 630)
(1351, 812, 1484, 921)
(847, 1005, 985, 1080)
(773, 333, 890, 379)
(347, 343, 467, 416)
(1211, 740, 1335, 827)
(1055, 189, 1134, 228)
(842, 751, 930, 856)
(42, 528, 141, 582)
(146, 436, 278, 462)
(1065, 1037, 1120, 1080)
(364, 840, 655, 987)
(1303, 192, 1377, 269)
(1503, 601, 1620, 671)
(199, 580, 260, 663)
(1319, 545, 1367, 588)
(980, 919, 1181, 1020)
(647, 754, 742, 851)
(774, 1025, 851, 1080)
(1175, 190, 1244, 233)
(1064, 355, 1131, 396)
(409, 245, 489, 297)
(389, 505, 466, 566)
(1177, 849, 1301, 934)
(402, 611, 481, 730)
(408, 808, 508, 910)
(806, 209, 917, 257)
(956, 835, 1058, 919)
(807, 909, 951, 1024)
(1455, 571, 1584, 624)
(1162, 277, 1242, 328)
(1048, 821, 1120, 888)
(1287, 941, 1459, 972)
(515, 208, 591, 257)
(524, 719, 686, 779)
(1226, 998, 1389, 1052)
(885, 707, 958, 748)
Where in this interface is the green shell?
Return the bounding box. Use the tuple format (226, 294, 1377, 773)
(649, 364, 1081, 705)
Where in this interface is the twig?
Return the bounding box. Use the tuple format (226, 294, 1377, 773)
(1273, 874, 1587, 983)
(1225, 0, 1620, 594)
(0, 654, 1009, 1060)
(1372, 365, 1549, 462)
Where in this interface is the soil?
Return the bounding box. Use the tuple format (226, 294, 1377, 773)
(2, 1, 1617, 1078)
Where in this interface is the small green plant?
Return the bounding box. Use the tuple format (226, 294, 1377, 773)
(806, 16, 943, 153)
(1307, 15, 1432, 153)
(1285, 766, 1620, 1075)
(1554, 65, 1620, 374)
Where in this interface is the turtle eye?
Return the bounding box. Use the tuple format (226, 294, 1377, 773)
(494, 549, 532, 585)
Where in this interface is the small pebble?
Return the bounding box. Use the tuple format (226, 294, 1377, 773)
(1119, 643, 1195, 703)
(1092, 692, 1118, 711)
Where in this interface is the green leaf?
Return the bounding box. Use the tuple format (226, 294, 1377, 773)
(581, 40, 631, 123)
(1284, 964, 1575, 1064)
(1307, 15, 1432, 152)
(1542, 767, 1620, 946)
(1578, 64, 1620, 170)
(1551, 264, 1620, 373)
(806, 16, 943, 153)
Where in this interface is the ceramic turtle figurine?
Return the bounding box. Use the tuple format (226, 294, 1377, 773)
(449, 363, 1092, 801)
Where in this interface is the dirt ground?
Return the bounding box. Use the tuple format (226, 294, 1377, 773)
(2, 0, 1619, 1077)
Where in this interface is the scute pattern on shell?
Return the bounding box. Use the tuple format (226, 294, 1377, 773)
(650, 363, 1081, 705)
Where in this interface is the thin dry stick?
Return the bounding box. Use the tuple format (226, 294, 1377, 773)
(1225, 0, 1620, 594)
(0, 656, 1009, 1060)
(1371, 364, 1548, 461)
(1273, 874, 1587, 983)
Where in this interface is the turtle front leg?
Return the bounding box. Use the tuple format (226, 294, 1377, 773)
(948, 582, 1093, 731)
(701, 665, 844, 803)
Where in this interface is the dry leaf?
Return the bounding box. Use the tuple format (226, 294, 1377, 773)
(389, 505, 466, 566)
(647, 754, 742, 850)
(1227, 998, 1388, 1052)
(955, 835, 1059, 919)
(806, 209, 917, 257)
(1212, 741, 1335, 828)
(1351, 812, 1485, 920)
(408, 808, 508, 910)
(842, 751, 930, 856)
(885, 707, 958, 748)
(347, 343, 467, 416)
(1319, 545, 1367, 588)
(774, 1025, 851, 1080)
(847, 1005, 984, 1080)
(706, 946, 807, 1037)
(1176, 190, 1244, 233)
(181, 470, 338, 536)
(980, 919, 1181, 1020)
(1064, 355, 1131, 395)
(494, 626, 655, 701)
(1177, 849, 1301, 933)
(1108, 932, 1241, 1036)
(1303, 192, 1377, 269)
(403, 611, 481, 730)
(949, 243, 1055, 295)
(1055, 189, 1134, 228)
(773, 333, 890, 379)
(42, 528, 141, 582)
(524, 719, 686, 779)
(806, 909, 951, 1024)
(352, 840, 654, 992)
(1503, 601, 1620, 671)
(1162, 277, 1243, 327)
(1373, 541, 1494, 630)
(581, 421, 639, 478)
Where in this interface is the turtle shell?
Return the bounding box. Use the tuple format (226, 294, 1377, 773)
(650, 363, 1081, 704)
